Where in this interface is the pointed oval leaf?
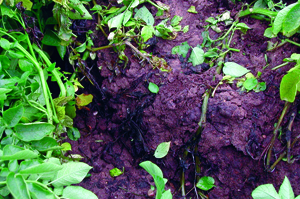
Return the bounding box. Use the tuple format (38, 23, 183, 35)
(134, 6, 154, 26)
(148, 82, 159, 94)
(51, 162, 92, 187)
(272, 3, 297, 35)
(223, 62, 250, 77)
(7, 172, 30, 199)
(279, 176, 294, 199)
(139, 161, 163, 178)
(280, 70, 300, 102)
(188, 46, 204, 66)
(282, 3, 300, 37)
(27, 182, 56, 199)
(252, 184, 280, 199)
(20, 162, 63, 174)
(31, 137, 61, 152)
(1, 149, 38, 160)
(62, 186, 98, 199)
(154, 141, 171, 158)
(196, 176, 215, 191)
(15, 123, 55, 142)
(3, 104, 24, 127)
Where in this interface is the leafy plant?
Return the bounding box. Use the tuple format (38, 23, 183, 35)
(0, 2, 96, 198)
(252, 176, 300, 199)
(139, 161, 172, 199)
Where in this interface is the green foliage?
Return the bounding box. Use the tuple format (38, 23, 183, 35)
(148, 82, 160, 94)
(139, 161, 172, 199)
(0, 2, 96, 198)
(237, 73, 267, 92)
(188, 45, 205, 66)
(196, 176, 215, 191)
(171, 41, 190, 58)
(252, 176, 300, 199)
(109, 167, 124, 177)
(154, 141, 171, 158)
(223, 62, 250, 77)
(276, 53, 300, 102)
(187, 6, 197, 13)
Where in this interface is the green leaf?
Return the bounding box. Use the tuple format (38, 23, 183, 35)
(0, 38, 11, 50)
(108, 12, 125, 29)
(51, 162, 92, 187)
(123, 10, 132, 25)
(139, 161, 164, 178)
(57, 45, 67, 60)
(1, 5, 16, 18)
(141, 25, 155, 42)
(15, 123, 55, 142)
(75, 42, 86, 53)
(8, 160, 19, 172)
(27, 182, 56, 199)
(279, 176, 294, 199)
(7, 172, 30, 199)
(20, 162, 63, 174)
(148, 82, 159, 94)
(280, 70, 300, 102)
(171, 41, 190, 58)
(61, 142, 72, 151)
(252, 184, 280, 199)
(187, 6, 198, 13)
(196, 176, 215, 191)
(68, 0, 92, 19)
(182, 25, 189, 33)
(161, 189, 172, 199)
(135, 6, 154, 26)
(109, 167, 124, 177)
(2, 146, 38, 160)
(0, 55, 10, 70)
(236, 22, 251, 34)
(67, 127, 81, 141)
(282, 3, 300, 37)
(14, 0, 33, 10)
(295, 196, 300, 199)
(223, 62, 250, 77)
(3, 104, 24, 127)
(272, 3, 296, 36)
(188, 46, 204, 66)
(42, 30, 61, 46)
(170, 15, 183, 27)
(243, 78, 258, 91)
(18, 59, 34, 72)
(62, 186, 98, 199)
(154, 141, 171, 158)
(31, 137, 61, 152)
(153, 175, 166, 199)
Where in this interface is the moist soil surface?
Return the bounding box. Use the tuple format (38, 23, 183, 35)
(64, 0, 300, 198)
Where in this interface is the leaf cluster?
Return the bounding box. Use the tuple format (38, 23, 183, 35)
(252, 176, 300, 199)
(0, 3, 96, 198)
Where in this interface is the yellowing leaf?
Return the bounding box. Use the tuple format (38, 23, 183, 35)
(76, 94, 93, 108)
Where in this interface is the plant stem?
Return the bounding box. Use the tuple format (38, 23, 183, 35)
(271, 62, 289, 70)
(0, 30, 53, 124)
(239, 7, 277, 18)
(32, 45, 66, 98)
(285, 39, 300, 47)
(266, 102, 291, 171)
(146, 0, 167, 10)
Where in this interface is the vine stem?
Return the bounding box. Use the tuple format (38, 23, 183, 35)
(265, 102, 291, 171)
